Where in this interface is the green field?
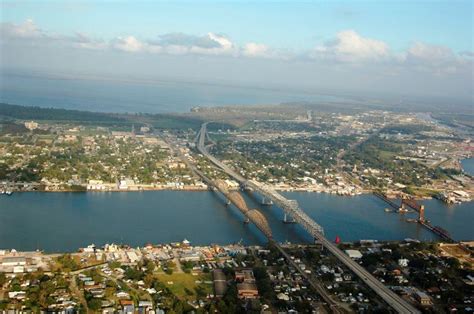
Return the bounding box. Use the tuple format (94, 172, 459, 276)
(156, 272, 213, 300)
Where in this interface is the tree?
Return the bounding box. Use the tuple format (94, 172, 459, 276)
(87, 298, 102, 311)
(0, 272, 6, 286)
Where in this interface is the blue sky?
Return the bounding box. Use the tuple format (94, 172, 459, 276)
(1, 0, 472, 52)
(0, 0, 473, 102)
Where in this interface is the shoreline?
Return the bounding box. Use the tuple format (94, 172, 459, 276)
(2, 186, 472, 204)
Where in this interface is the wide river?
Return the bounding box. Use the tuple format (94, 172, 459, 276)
(0, 191, 472, 252)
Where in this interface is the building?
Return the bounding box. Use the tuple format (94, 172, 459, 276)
(212, 269, 227, 298)
(237, 282, 259, 299)
(138, 300, 153, 313)
(235, 269, 259, 299)
(24, 121, 38, 130)
(398, 258, 409, 267)
(120, 300, 135, 313)
(414, 291, 432, 306)
(235, 269, 256, 283)
(345, 249, 363, 259)
(1, 257, 27, 266)
(119, 179, 135, 190)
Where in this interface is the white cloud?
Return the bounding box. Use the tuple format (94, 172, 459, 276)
(1, 19, 471, 79)
(242, 42, 269, 57)
(0, 19, 44, 39)
(153, 32, 236, 56)
(406, 42, 454, 62)
(401, 42, 471, 75)
(72, 32, 107, 50)
(113, 36, 144, 52)
(313, 30, 390, 62)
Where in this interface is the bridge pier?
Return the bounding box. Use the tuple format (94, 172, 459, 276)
(261, 197, 273, 206)
(283, 213, 296, 224)
(314, 239, 323, 250)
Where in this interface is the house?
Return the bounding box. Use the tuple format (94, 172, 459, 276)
(120, 300, 135, 313)
(414, 291, 432, 306)
(138, 300, 153, 313)
(116, 291, 130, 299)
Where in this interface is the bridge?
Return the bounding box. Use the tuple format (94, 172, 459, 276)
(374, 191, 455, 242)
(197, 123, 325, 236)
(196, 123, 420, 314)
(214, 179, 273, 239)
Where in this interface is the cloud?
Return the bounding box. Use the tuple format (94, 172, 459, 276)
(0, 19, 44, 40)
(153, 32, 221, 49)
(313, 30, 390, 62)
(72, 32, 107, 50)
(406, 42, 454, 62)
(1, 19, 471, 78)
(112, 36, 144, 52)
(242, 42, 270, 57)
(111, 32, 237, 56)
(401, 42, 471, 75)
(459, 50, 474, 58)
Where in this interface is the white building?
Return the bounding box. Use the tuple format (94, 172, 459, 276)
(398, 258, 409, 267)
(24, 121, 38, 130)
(1, 257, 27, 266)
(345, 250, 363, 259)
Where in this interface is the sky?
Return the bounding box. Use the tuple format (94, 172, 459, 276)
(0, 0, 473, 103)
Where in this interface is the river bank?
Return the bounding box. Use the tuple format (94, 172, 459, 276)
(2, 184, 471, 204)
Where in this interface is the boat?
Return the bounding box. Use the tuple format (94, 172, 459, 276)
(5, 190, 12, 196)
(384, 208, 393, 212)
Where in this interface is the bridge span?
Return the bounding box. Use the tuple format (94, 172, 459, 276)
(196, 123, 420, 314)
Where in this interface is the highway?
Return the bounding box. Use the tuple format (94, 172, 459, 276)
(196, 123, 420, 314)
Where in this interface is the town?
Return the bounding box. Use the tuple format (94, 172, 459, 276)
(0, 239, 472, 313)
(0, 104, 472, 204)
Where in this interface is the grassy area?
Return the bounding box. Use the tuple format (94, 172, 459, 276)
(403, 186, 439, 198)
(156, 272, 212, 300)
(378, 150, 397, 160)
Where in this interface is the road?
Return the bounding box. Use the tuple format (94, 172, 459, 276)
(196, 123, 420, 314)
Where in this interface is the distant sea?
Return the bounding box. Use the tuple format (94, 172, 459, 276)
(0, 72, 353, 114)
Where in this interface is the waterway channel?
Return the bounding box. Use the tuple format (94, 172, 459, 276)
(0, 191, 472, 252)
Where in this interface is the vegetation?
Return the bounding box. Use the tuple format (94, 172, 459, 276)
(56, 254, 80, 272)
(213, 135, 354, 182)
(0, 103, 125, 123)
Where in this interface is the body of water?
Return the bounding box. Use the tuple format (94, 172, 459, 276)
(0, 72, 353, 114)
(0, 191, 472, 252)
(461, 158, 474, 176)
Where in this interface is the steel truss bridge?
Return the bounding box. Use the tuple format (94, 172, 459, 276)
(196, 123, 420, 314)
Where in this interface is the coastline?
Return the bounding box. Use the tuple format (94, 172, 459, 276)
(3, 185, 470, 203)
